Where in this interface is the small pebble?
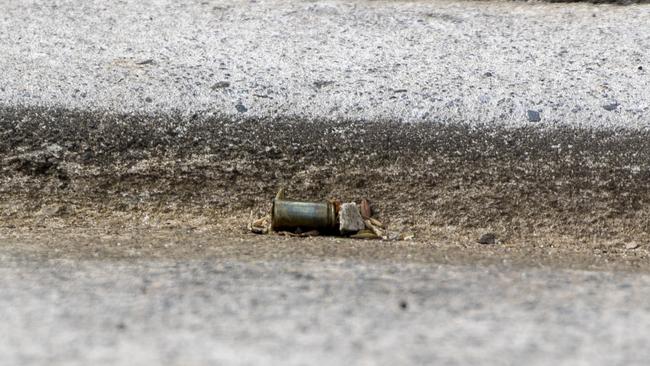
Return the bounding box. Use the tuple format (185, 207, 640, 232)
(625, 242, 640, 250)
(313, 80, 334, 89)
(603, 101, 619, 111)
(526, 110, 541, 122)
(135, 59, 155, 65)
(235, 102, 248, 113)
(211, 81, 230, 90)
(478, 233, 497, 245)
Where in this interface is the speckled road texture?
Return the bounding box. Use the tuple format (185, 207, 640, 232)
(0, 0, 648, 127)
(2, 248, 650, 366)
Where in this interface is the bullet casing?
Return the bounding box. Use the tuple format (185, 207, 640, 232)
(272, 198, 337, 231)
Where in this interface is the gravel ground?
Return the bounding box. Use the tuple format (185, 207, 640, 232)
(0, 0, 648, 127)
(2, 243, 650, 366)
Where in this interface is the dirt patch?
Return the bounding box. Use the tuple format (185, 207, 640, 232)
(2, 106, 650, 265)
(1, 224, 648, 273)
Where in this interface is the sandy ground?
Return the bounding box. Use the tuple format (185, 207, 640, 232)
(1, 222, 648, 272)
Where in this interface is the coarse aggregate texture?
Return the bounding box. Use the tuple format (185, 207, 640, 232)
(4, 106, 650, 244)
(3, 2, 650, 364)
(2, 0, 650, 243)
(2, 234, 650, 366)
(0, 0, 648, 128)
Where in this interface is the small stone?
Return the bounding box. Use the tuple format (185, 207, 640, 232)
(526, 110, 541, 122)
(145, 97, 153, 103)
(639, 66, 644, 71)
(625, 242, 640, 250)
(313, 80, 334, 89)
(483, 71, 493, 77)
(339, 203, 366, 234)
(135, 59, 155, 65)
(603, 101, 619, 111)
(478, 233, 497, 245)
(235, 102, 248, 113)
(211, 81, 230, 90)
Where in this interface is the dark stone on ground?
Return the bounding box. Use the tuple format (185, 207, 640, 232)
(527, 110, 541, 122)
(313, 80, 334, 89)
(135, 59, 155, 65)
(603, 102, 619, 111)
(478, 233, 497, 245)
(211, 81, 231, 90)
(235, 102, 248, 113)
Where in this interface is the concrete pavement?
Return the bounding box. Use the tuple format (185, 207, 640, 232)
(2, 246, 650, 366)
(0, 0, 648, 127)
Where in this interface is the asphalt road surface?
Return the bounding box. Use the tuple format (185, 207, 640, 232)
(1, 0, 648, 127)
(1, 240, 650, 366)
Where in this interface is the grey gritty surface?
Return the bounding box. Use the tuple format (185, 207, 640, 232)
(0, 0, 648, 127)
(2, 3, 650, 363)
(1, 250, 650, 366)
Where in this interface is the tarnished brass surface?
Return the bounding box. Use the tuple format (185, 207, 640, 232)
(272, 198, 337, 231)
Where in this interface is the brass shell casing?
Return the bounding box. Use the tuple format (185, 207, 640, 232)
(271, 198, 337, 231)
